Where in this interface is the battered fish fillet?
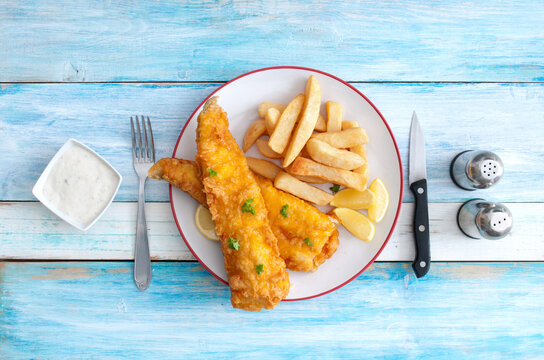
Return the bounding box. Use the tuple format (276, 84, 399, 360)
(195, 97, 290, 311)
(255, 176, 339, 272)
(148, 158, 206, 205)
(149, 159, 339, 272)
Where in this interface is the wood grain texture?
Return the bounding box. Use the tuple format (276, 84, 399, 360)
(1, 202, 542, 261)
(1, 261, 543, 359)
(2, 1, 543, 356)
(1, 82, 543, 202)
(1, 1, 544, 82)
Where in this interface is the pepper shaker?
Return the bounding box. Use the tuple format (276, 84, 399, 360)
(450, 150, 503, 190)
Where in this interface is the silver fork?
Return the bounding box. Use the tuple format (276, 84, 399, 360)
(130, 115, 155, 291)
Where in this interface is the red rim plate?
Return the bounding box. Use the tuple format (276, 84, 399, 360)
(169, 66, 403, 301)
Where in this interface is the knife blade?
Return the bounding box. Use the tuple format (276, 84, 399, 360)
(409, 111, 430, 278)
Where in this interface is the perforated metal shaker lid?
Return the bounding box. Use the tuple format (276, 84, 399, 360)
(476, 202, 513, 240)
(466, 151, 503, 189)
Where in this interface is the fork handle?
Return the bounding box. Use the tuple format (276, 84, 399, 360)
(134, 178, 151, 290)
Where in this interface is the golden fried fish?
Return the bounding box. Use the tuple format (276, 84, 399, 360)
(195, 97, 290, 311)
(254, 176, 338, 272)
(149, 161, 339, 272)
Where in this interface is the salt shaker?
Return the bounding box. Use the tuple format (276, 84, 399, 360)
(457, 199, 513, 240)
(450, 150, 503, 190)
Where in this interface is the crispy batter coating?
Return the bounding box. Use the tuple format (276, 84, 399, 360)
(150, 160, 339, 272)
(195, 97, 290, 311)
(148, 158, 206, 204)
(254, 176, 338, 272)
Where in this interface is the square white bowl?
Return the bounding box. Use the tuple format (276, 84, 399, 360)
(32, 139, 122, 231)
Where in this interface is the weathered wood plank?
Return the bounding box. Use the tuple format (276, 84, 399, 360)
(1, 202, 542, 261)
(1, 1, 544, 82)
(1, 262, 543, 358)
(1, 82, 543, 202)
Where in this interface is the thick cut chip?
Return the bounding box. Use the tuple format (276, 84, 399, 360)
(258, 102, 287, 118)
(246, 157, 282, 180)
(257, 138, 283, 159)
(326, 101, 343, 132)
(243, 119, 267, 152)
(265, 107, 281, 135)
(306, 138, 365, 170)
(290, 157, 367, 191)
(274, 171, 333, 206)
(285, 164, 328, 184)
(268, 94, 305, 154)
(315, 114, 327, 132)
(342, 121, 359, 130)
(341, 119, 369, 181)
(311, 127, 368, 148)
(293, 174, 328, 184)
(350, 144, 369, 185)
(283, 76, 321, 167)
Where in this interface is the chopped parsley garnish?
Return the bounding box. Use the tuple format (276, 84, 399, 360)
(280, 204, 289, 218)
(304, 237, 314, 247)
(228, 237, 240, 251)
(330, 184, 341, 194)
(241, 198, 256, 215)
(255, 264, 264, 275)
(208, 169, 217, 177)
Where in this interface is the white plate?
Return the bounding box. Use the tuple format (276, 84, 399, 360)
(170, 67, 403, 300)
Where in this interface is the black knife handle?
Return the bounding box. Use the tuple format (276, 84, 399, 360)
(410, 179, 430, 278)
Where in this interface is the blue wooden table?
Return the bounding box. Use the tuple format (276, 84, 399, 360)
(1, 1, 544, 358)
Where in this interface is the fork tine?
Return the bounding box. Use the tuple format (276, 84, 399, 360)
(136, 115, 143, 161)
(130, 116, 137, 161)
(147, 116, 155, 162)
(142, 115, 149, 161)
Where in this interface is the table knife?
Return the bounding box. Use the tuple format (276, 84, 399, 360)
(409, 111, 430, 278)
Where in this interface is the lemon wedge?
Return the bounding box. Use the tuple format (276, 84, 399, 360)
(367, 178, 389, 223)
(331, 188, 375, 209)
(333, 208, 375, 242)
(195, 204, 219, 241)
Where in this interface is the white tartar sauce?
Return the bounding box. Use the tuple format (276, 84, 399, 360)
(43, 144, 119, 226)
